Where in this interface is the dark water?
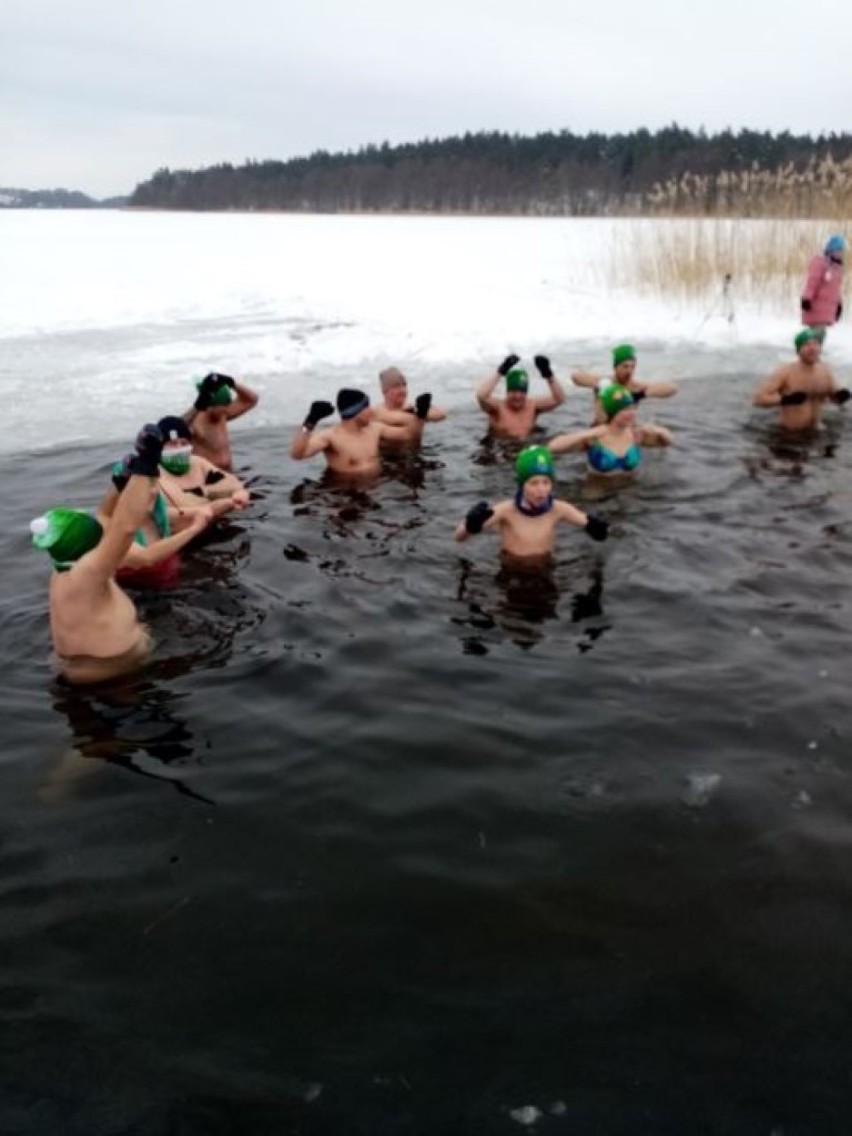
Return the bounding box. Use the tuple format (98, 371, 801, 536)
(4, 374, 852, 1135)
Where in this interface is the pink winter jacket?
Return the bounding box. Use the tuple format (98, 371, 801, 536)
(801, 254, 843, 326)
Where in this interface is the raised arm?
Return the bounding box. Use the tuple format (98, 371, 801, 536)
(547, 426, 602, 455)
(531, 355, 567, 412)
(637, 380, 678, 400)
(84, 427, 165, 583)
(476, 354, 519, 413)
(410, 392, 448, 422)
(570, 368, 602, 389)
(225, 377, 259, 421)
(290, 400, 334, 459)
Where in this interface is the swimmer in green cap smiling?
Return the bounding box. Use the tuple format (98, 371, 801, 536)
(454, 444, 608, 558)
(752, 329, 850, 430)
(572, 343, 678, 425)
(475, 354, 568, 438)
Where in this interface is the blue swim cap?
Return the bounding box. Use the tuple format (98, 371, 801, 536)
(825, 235, 846, 255)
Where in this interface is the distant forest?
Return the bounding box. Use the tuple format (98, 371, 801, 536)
(129, 126, 852, 217)
(0, 187, 127, 209)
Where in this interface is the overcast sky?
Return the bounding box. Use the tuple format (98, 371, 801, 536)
(4, 0, 852, 197)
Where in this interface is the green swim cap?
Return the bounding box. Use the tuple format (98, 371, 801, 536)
(515, 445, 555, 484)
(505, 368, 529, 393)
(613, 344, 636, 367)
(195, 377, 234, 406)
(30, 509, 103, 570)
(795, 328, 823, 352)
(599, 384, 636, 420)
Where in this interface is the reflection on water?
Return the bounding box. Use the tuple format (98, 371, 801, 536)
(46, 675, 211, 803)
(7, 376, 852, 1135)
(453, 554, 610, 653)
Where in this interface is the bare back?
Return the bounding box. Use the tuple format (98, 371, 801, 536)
(50, 565, 150, 682)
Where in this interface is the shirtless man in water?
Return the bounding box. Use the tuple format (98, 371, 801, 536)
(289, 388, 412, 476)
(30, 425, 165, 684)
(476, 354, 567, 438)
(454, 445, 609, 558)
(571, 343, 678, 425)
(374, 366, 448, 445)
(752, 329, 850, 429)
(182, 372, 259, 470)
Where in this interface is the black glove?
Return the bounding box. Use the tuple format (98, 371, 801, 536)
(632, 389, 647, 403)
(832, 388, 851, 405)
(837, 303, 843, 321)
(127, 424, 164, 478)
(111, 455, 132, 492)
(534, 355, 553, 379)
(194, 374, 221, 411)
(801, 298, 812, 312)
(414, 392, 432, 420)
(497, 354, 520, 376)
(303, 400, 334, 430)
(780, 390, 808, 407)
(465, 501, 494, 535)
(584, 513, 609, 542)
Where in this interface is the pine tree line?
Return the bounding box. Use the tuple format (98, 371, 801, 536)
(128, 127, 852, 216)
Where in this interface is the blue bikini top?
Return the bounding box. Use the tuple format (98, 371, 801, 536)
(587, 440, 642, 473)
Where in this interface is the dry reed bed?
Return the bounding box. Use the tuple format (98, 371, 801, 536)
(609, 218, 851, 310)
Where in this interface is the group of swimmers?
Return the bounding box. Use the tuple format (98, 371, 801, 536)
(30, 328, 850, 684)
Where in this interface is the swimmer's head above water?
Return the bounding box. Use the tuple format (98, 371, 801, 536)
(599, 384, 637, 422)
(31, 509, 103, 571)
(504, 368, 529, 411)
(795, 327, 824, 358)
(612, 343, 637, 383)
(515, 445, 555, 514)
(157, 416, 193, 474)
(336, 388, 371, 423)
(379, 367, 408, 410)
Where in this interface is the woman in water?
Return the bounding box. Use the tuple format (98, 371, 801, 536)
(547, 384, 672, 475)
(155, 416, 250, 514)
(97, 457, 213, 587)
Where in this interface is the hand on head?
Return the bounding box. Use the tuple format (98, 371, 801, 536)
(194, 373, 235, 410)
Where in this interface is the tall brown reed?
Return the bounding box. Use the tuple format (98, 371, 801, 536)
(609, 219, 850, 310)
